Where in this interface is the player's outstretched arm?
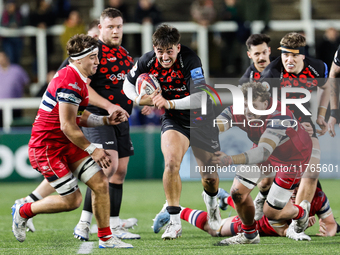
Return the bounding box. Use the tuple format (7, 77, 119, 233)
(316, 214, 338, 237)
(212, 128, 280, 166)
(87, 82, 129, 118)
(77, 110, 126, 127)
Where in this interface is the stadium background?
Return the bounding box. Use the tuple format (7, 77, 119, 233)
(1, 0, 340, 182)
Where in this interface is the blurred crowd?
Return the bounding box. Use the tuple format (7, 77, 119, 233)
(0, 0, 339, 127)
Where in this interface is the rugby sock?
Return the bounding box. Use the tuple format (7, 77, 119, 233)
(203, 189, 218, 208)
(293, 204, 305, 220)
(110, 217, 120, 229)
(83, 187, 93, 213)
(242, 222, 258, 239)
(260, 189, 269, 197)
(180, 207, 207, 230)
(79, 210, 93, 225)
(167, 206, 181, 225)
(19, 203, 36, 219)
(109, 183, 122, 228)
(98, 226, 112, 241)
(226, 196, 235, 209)
(26, 191, 43, 202)
(79, 187, 93, 224)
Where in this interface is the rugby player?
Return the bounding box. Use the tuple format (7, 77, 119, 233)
(11, 34, 132, 249)
(211, 82, 313, 245)
(153, 185, 340, 241)
(123, 24, 221, 240)
(257, 32, 331, 231)
(239, 34, 271, 85)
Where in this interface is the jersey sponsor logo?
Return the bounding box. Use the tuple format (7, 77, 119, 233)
(107, 56, 117, 62)
(307, 65, 320, 77)
(105, 141, 114, 145)
(147, 57, 157, 67)
(163, 84, 187, 92)
(68, 82, 81, 91)
(67, 93, 78, 103)
(109, 73, 127, 81)
(190, 67, 204, 79)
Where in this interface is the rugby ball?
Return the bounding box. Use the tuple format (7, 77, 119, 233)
(136, 73, 160, 95)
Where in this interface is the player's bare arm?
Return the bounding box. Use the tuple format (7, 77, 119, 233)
(59, 102, 111, 169)
(328, 62, 340, 136)
(211, 129, 280, 166)
(316, 79, 331, 136)
(316, 214, 338, 237)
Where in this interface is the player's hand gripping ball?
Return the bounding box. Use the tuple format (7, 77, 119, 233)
(136, 73, 161, 95)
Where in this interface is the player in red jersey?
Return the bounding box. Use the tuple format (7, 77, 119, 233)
(123, 24, 221, 240)
(255, 33, 331, 233)
(210, 82, 312, 245)
(11, 34, 132, 249)
(153, 185, 340, 240)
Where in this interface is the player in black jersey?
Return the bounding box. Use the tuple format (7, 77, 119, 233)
(123, 24, 221, 240)
(257, 32, 331, 232)
(239, 34, 271, 85)
(327, 45, 340, 136)
(72, 8, 141, 242)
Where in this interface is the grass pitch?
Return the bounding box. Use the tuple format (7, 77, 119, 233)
(1, 179, 340, 254)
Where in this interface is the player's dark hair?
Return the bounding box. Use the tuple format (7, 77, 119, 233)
(246, 34, 271, 50)
(280, 32, 306, 48)
(241, 82, 270, 103)
(88, 19, 99, 31)
(152, 24, 181, 48)
(66, 34, 99, 57)
(100, 7, 123, 22)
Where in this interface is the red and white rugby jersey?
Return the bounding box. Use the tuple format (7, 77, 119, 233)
(29, 63, 89, 148)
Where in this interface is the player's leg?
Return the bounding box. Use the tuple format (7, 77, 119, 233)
(192, 146, 221, 231)
(12, 149, 84, 243)
(263, 178, 310, 234)
(15, 179, 55, 232)
(74, 126, 118, 240)
(253, 176, 274, 220)
(161, 129, 189, 240)
(16, 179, 55, 204)
(295, 137, 320, 204)
(72, 156, 132, 248)
(109, 155, 140, 239)
(215, 168, 263, 246)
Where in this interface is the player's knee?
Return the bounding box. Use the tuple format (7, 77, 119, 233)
(113, 167, 127, 182)
(103, 164, 117, 179)
(164, 156, 181, 173)
(230, 189, 246, 204)
(202, 177, 217, 187)
(64, 192, 83, 211)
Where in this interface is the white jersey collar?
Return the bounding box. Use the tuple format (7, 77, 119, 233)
(69, 62, 88, 83)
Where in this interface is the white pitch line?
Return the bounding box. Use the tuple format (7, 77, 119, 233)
(77, 241, 95, 254)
